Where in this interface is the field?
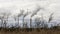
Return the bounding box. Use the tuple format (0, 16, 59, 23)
(0, 28, 60, 34)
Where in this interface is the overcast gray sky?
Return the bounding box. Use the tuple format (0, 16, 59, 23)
(0, 0, 60, 21)
(0, 0, 60, 27)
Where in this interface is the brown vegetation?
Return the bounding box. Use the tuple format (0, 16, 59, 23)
(0, 27, 60, 34)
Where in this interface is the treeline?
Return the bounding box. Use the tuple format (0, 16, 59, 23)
(0, 6, 60, 32)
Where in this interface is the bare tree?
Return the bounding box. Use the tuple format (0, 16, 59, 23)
(22, 9, 31, 28)
(0, 15, 4, 28)
(34, 17, 41, 28)
(0, 12, 11, 28)
(13, 9, 24, 28)
(13, 9, 31, 28)
(48, 13, 54, 22)
(30, 5, 41, 28)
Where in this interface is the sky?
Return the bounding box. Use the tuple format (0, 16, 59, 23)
(0, 0, 60, 21)
(0, 0, 60, 28)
